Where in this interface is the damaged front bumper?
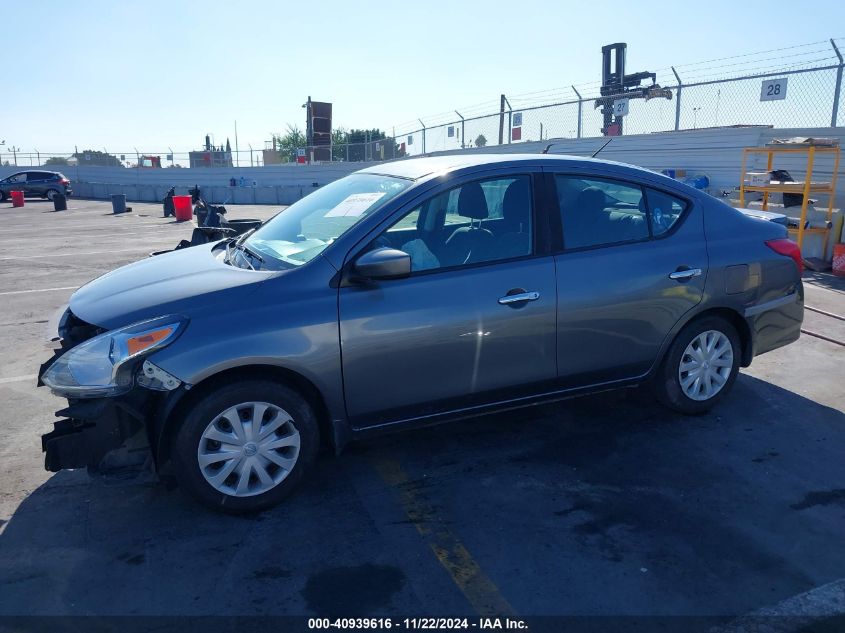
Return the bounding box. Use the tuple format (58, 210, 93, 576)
(38, 306, 189, 475)
(39, 353, 182, 475)
(41, 397, 151, 473)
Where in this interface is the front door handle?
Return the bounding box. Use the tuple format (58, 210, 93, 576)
(498, 291, 540, 305)
(669, 268, 702, 281)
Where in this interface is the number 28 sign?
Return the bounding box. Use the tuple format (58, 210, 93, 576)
(760, 78, 787, 101)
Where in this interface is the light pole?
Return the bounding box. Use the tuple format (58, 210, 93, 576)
(8, 146, 19, 166)
(35, 149, 40, 166)
(248, 143, 254, 167)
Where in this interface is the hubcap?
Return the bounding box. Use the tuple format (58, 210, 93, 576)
(679, 330, 734, 401)
(197, 401, 301, 497)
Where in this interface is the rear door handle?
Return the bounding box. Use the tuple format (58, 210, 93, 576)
(669, 268, 702, 281)
(498, 291, 540, 305)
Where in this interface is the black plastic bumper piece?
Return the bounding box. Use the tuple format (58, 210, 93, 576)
(41, 400, 143, 472)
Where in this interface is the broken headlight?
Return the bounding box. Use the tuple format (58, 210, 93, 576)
(41, 315, 187, 398)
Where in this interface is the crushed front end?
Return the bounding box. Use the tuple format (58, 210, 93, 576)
(38, 308, 188, 476)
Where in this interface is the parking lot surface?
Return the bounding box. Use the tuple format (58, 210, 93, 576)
(0, 199, 843, 627)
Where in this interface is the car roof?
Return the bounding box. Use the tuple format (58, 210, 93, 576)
(357, 153, 659, 181)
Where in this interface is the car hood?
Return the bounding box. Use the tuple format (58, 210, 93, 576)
(70, 243, 270, 329)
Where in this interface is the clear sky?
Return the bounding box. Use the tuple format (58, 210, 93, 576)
(2, 0, 844, 156)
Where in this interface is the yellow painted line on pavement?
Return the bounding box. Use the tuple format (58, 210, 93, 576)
(372, 457, 516, 616)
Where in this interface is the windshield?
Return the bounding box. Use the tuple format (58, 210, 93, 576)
(243, 173, 410, 269)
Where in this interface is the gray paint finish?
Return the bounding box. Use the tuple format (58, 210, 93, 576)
(54, 154, 803, 447)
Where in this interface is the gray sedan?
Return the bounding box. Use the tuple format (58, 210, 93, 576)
(39, 154, 804, 512)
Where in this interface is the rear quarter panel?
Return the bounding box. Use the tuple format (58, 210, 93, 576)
(701, 198, 803, 358)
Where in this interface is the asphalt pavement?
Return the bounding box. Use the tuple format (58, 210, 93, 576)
(0, 199, 843, 630)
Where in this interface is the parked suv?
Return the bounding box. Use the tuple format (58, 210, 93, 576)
(38, 154, 803, 513)
(0, 170, 72, 201)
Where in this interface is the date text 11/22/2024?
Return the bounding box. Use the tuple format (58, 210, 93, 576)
(307, 617, 529, 630)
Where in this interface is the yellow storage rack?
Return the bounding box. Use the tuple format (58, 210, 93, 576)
(739, 144, 840, 253)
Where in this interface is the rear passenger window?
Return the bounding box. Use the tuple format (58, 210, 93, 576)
(645, 188, 686, 237)
(555, 176, 649, 249)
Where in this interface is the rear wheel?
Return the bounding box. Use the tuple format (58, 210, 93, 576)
(654, 316, 741, 415)
(171, 380, 319, 513)
(46, 189, 60, 201)
(0, 190, 6, 202)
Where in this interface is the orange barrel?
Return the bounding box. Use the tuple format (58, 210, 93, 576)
(10, 191, 24, 207)
(173, 195, 193, 222)
(833, 243, 845, 277)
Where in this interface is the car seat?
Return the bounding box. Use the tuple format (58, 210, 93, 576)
(443, 182, 495, 265)
(564, 186, 607, 249)
(495, 178, 531, 258)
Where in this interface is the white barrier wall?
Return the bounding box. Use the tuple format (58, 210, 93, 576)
(2, 126, 842, 208)
(0, 163, 367, 205)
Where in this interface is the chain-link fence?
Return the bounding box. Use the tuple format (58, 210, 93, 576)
(389, 38, 845, 156)
(3, 39, 843, 170)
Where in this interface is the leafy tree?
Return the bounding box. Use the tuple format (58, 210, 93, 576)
(345, 129, 392, 162)
(73, 149, 122, 167)
(272, 124, 307, 162)
(332, 127, 348, 161)
(475, 134, 488, 148)
(45, 156, 70, 166)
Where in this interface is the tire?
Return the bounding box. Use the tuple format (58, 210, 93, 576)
(654, 316, 741, 415)
(171, 380, 319, 513)
(0, 190, 6, 202)
(46, 189, 60, 201)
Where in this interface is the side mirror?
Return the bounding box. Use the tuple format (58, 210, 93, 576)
(353, 247, 411, 280)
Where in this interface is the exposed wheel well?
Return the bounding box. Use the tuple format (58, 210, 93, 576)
(155, 365, 335, 468)
(682, 307, 753, 367)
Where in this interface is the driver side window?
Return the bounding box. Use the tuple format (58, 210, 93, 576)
(371, 175, 534, 273)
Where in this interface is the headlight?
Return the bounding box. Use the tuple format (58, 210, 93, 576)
(41, 315, 187, 398)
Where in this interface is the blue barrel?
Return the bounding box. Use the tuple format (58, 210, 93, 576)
(111, 194, 127, 214)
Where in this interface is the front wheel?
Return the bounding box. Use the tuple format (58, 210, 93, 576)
(654, 316, 741, 415)
(171, 380, 319, 513)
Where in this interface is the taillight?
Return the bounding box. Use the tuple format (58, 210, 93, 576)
(765, 238, 803, 274)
